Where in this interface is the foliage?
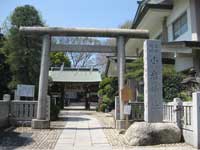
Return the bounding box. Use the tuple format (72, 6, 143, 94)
(126, 58, 143, 82)
(50, 100, 60, 121)
(126, 58, 186, 102)
(10, 5, 43, 28)
(137, 94, 144, 102)
(119, 20, 132, 29)
(50, 52, 71, 67)
(98, 77, 118, 112)
(99, 103, 107, 112)
(2, 5, 44, 89)
(163, 65, 185, 102)
(178, 91, 192, 101)
(55, 37, 101, 68)
(0, 37, 12, 98)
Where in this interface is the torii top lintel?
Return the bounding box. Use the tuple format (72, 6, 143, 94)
(19, 26, 149, 38)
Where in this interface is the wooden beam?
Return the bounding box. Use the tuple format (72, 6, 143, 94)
(19, 27, 149, 38)
(50, 44, 116, 53)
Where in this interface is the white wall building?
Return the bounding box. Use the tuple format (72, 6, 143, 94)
(126, 0, 200, 74)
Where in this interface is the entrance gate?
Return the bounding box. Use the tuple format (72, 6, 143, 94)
(20, 27, 149, 129)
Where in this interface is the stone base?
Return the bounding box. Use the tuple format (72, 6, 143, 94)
(32, 119, 50, 129)
(115, 120, 133, 129)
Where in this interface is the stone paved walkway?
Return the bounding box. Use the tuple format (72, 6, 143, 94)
(54, 110, 112, 150)
(55, 110, 195, 150)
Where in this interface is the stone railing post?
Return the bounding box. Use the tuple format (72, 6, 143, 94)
(173, 98, 183, 128)
(46, 96, 51, 121)
(192, 92, 200, 149)
(3, 94, 11, 101)
(115, 96, 120, 120)
(14, 90, 20, 100)
(3, 94, 11, 114)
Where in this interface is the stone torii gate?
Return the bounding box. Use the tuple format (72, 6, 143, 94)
(20, 27, 149, 129)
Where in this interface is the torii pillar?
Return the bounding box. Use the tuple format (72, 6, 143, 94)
(116, 36, 126, 129)
(32, 34, 50, 129)
(117, 36, 126, 119)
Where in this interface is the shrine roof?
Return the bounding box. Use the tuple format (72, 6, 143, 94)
(49, 68, 102, 83)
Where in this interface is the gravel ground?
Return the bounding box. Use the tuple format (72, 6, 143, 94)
(93, 111, 196, 150)
(0, 120, 66, 150)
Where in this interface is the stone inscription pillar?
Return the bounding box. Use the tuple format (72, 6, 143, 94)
(143, 40, 163, 123)
(117, 36, 125, 120)
(32, 34, 50, 129)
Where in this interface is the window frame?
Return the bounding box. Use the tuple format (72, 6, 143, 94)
(173, 11, 188, 40)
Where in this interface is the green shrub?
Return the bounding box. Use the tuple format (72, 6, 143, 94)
(99, 103, 107, 112)
(163, 65, 185, 102)
(102, 95, 110, 104)
(50, 101, 60, 121)
(178, 91, 192, 101)
(97, 77, 118, 112)
(126, 58, 186, 102)
(137, 94, 144, 102)
(97, 89, 104, 97)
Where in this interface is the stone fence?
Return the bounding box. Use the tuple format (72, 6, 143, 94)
(0, 100, 10, 128)
(0, 95, 50, 127)
(163, 92, 200, 148)
(129, 102, 144, 121)
(125, 92, 200, 148)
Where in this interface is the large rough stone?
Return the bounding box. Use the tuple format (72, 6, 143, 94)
(124, 122, 181, 146)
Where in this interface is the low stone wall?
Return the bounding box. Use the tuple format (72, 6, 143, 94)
(0, 100, 9, 128)
(163, 93, 200, 149)
(0, 94, 50, 128)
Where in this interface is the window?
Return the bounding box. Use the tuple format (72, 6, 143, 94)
(173, 12, 188, 40)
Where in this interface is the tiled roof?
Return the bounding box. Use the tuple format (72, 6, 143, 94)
(49, 69, 102, 83)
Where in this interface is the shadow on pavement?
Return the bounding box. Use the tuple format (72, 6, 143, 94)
(0, 128, 34, 149)
(52, 126, 112, 130)
(66, 117, 90, 122)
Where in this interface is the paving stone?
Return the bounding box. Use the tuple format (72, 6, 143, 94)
(0, 109, 196, 150)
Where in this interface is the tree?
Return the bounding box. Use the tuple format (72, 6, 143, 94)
(56, 37, 101, 68)
(2, 5, 44, 89)
(126, 57, 143, 82)
(163, 65, 185, 102)
(0, 35, 12, 98)
(50, 52, 71, 67)
(119, 20, 132, 29)
(98, 77, 118, 111)
(126, 58, 186, 102)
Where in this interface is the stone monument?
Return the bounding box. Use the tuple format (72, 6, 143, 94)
(143, 40, 163, 122)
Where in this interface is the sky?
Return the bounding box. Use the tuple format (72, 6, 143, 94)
(0, 0, 138, 29)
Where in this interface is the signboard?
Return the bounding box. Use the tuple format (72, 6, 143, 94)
(121, 85, 133, 103)
(17, 84, 35, 97)
(124, 104, 132, 115)
(115, 96, 120, 120)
